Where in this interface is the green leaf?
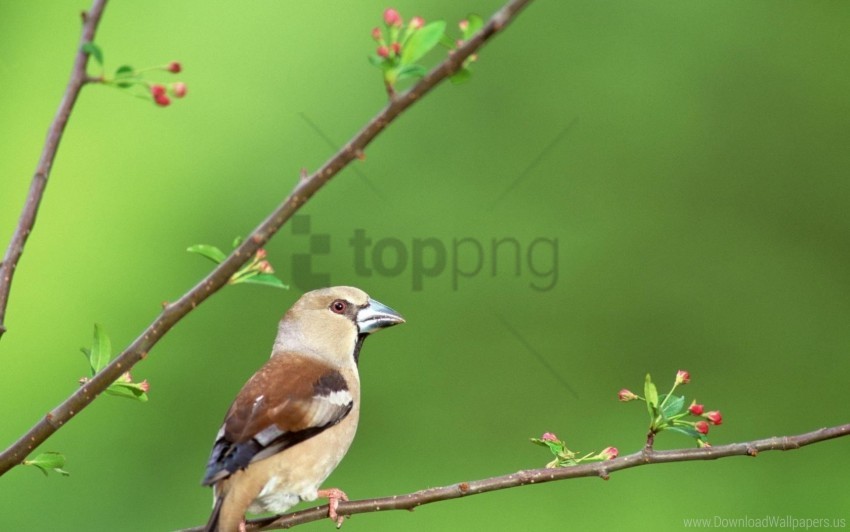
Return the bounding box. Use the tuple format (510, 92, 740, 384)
(106, 381, 149, 402)
(665, 425, 702, 439)
(89, 324, 111, 374)
(401, 21, 446, 65)
(232, 236, 244, 248)
(114, 65, 135, 88)
(464, 14, 484, 40)
(661, 394, 685, 419)
(450, 67, 473, 84)
(239, 273, 289, 290)
(368, 54, 386, 67)
(82, 42, 103, 65)
(530, 438, 564, 457)
(394, 64, 428, 83)
(187, 244, 226, 264)
(24, 452, 70, 477)
(644, 373, 658, 417)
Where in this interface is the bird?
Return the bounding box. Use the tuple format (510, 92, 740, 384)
(201, 286, 404, 532)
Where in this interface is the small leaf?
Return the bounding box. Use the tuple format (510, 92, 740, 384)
(239, 273, 289, 290)
(464, 14, 484, 40)
(106, 382, 149, 402)
(530, 438, 564, 457)
(82, 42, 103, 65)
(89, 324, 111, 374)
(395, 64, 427, 83)
(232, 236, 244, 248)
(368, 54, 386, 67)
(187, 244, 226, 264)
(401, 21, 446, 65)
(450, 67, 473, 84)
(644, 374, 658, 417)
(114, 65, 135, 88)
(24, 452, 69, 477)
(661, 394, 685, 419)
(665, 425, 702, 439)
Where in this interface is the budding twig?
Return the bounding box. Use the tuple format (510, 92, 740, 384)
(0, 0, 535, 476)
(0, 0, 108, 340)
(174, 423, 850, 531)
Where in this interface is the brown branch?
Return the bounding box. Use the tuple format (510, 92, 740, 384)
(174, 423, 850, 531)
(0, 0, 108, 340)
(0, 0, 535, 475)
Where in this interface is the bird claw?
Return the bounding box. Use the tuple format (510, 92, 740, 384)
(317, 487, 349, 528)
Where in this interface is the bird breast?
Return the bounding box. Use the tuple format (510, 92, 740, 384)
(248, 404, 360, 514)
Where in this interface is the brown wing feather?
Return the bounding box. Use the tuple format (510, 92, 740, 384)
(201, 354, 353, 486)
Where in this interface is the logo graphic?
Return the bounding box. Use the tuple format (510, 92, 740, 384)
(289, 215, 558, 293)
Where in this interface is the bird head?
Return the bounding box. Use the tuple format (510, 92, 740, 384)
(273, 286, 404, 367)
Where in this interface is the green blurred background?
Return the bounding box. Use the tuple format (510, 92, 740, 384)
(2, 1, 849, 530)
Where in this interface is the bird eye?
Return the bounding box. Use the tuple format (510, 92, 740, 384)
(330, 300, 347, 314)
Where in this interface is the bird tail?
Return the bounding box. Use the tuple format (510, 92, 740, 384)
(202, 495, 224, 532)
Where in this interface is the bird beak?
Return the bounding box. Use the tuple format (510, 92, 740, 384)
(357, 298, 405, 334)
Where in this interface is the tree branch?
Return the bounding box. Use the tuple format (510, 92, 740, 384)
(0, 0, 108, 340)
(175, 423, 850, 531)
(0, 0, 535, 476)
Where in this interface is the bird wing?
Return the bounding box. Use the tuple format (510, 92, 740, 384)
(201, 354, 353, 486)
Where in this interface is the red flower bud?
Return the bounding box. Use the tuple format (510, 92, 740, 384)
(601, 447, 618, 460)
(688, 402, 704, 416)
(676, 370, 690, 385)
(459, 19, 469, 31)
(383, 8, 402, 27)
(695, 420, 710, 435)
(172, 82, 187, 98)
(377, 46, 390, 58)
(154, 93, 171, 107)
(391, 42, 401, 55)
(371, 27, 382, 41)
(618, 389, 638, 402)
(167, 61, 182, 73)
(540, 432, 558, 442)
(410, 16, 424, 29)
(705, 411, 722, 425)
(257, 261, 274, 274)
(151, 84, 167, 97)
(255, 248, 268, 260)
(139, 380, 150, 393)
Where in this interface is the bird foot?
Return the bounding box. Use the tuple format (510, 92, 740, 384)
(317, 487, 349, 528)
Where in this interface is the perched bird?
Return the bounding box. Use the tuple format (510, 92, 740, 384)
(201, 286, 404, 532)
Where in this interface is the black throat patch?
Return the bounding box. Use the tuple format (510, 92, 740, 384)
(352, 333, 368, 366)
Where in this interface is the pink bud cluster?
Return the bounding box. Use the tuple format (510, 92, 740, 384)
(619, 370, 724, 440)
(150, 61, 187, 107)
(372, 8, 425, 60)
(253, 248, 274, 274)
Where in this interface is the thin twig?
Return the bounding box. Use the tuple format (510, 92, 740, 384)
(0, 0, 108, 340)
(174, 423, 850, 531)
(0, 0, 535, 475)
